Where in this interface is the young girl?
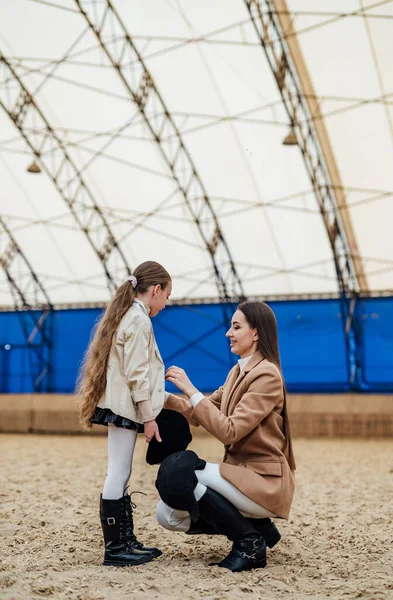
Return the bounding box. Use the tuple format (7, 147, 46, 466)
(77, 261, 172, 567)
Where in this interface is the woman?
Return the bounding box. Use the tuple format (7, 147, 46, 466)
(156, 300, 295, 572)
(77, 260, 172, 567)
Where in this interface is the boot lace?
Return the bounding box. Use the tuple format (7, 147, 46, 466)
(123, 490, 147, 549)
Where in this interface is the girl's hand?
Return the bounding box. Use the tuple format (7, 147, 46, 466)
(144, 419, 162, 444)
(165, 366, 198, 398)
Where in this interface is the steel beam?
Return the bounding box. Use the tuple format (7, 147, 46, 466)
(245, 0, 368, 388)
(0, 216, 53, 391)
(74, 0, 245, 305)
(0, 288, 390, 312)
(0, 53, 132, 295)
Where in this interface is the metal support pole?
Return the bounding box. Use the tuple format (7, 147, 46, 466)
(245, 0, 368, 388)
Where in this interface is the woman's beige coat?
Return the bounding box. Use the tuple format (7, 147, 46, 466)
(166, 351, 295, 519)
(97, 302, 165, 424)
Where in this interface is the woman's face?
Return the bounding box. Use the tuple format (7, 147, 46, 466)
(226, 309, 259, 358)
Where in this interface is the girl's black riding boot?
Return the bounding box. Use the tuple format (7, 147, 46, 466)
(197, 487, 267, 572)
(248, 517, 281, 548)
(100, 496, 157, 567)
(123, 494, 162, 558)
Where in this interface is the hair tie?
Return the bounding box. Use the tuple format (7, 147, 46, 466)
(127, 275, 138, 288)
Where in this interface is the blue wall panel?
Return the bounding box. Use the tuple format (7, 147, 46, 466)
(0, 297, 392, 393)
(0, 312, 32, 392)
(361, 298, 393, 390)
(268, 300, 348, 391)
(51, 309, 103, 393)
(154, 304, 237, 393)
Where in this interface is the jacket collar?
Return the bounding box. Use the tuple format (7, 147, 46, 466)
(223, 351, 265, 415)
(233, 350, 264, 386)
(241, 350, 265, 374)
(134, 298, 151, 316)
(230, 350, 265, 382)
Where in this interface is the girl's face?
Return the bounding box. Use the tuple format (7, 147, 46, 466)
(149, 280, 172, 317)
(226, 309, 259, 359)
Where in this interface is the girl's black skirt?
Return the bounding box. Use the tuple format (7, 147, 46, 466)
(90, 407, 143, 433)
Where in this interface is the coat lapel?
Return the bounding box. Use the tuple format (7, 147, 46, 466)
(221, 364, 240, 415)
(223, 351, 265, 416)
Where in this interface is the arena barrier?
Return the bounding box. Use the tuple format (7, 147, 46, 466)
(0, 394, 392, 437)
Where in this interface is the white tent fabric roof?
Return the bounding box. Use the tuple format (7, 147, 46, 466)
(0, 0, 392, 306)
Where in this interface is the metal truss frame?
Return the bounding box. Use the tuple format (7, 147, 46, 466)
(0, 53, 132, 295)
(74, 0, 245, 307)
(0, 288, 390, 313)
(245, 0, 368, 389)
(0, 216, 53, 391)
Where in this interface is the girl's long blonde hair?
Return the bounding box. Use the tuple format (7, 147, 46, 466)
(77, 261, 171, 428)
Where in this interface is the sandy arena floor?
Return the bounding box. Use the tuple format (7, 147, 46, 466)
(1, 434, 392, 600)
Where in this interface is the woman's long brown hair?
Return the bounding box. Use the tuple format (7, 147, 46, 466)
(77, 261, 171, 428)
(238, 300, 296, 471)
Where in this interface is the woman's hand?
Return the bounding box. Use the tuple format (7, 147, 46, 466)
(144, 419, 162, 444)
(165, 366, 198, 398)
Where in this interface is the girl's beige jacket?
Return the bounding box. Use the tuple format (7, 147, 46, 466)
(97, 303, 165, 424)
(166, 351, 295, 519)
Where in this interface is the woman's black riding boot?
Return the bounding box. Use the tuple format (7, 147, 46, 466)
(185, 515, 220, 536)
(197, 488, 266, 572)
(248, 517, 281, 548)
(123, 494, 162, 558)
(100, 496, 157, 567)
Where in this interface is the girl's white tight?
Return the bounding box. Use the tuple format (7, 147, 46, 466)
(102, 425, 138, 500)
